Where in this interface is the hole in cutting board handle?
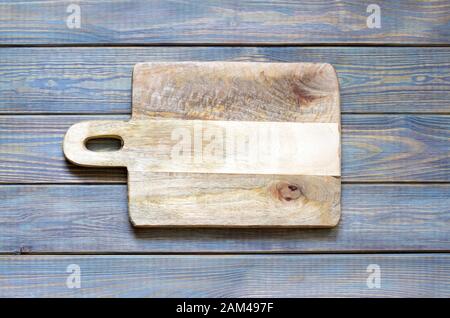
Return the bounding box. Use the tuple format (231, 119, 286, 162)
(84, 136, 123, 152)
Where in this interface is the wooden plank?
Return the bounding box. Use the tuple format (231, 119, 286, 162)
(0, 254, 449, 297)
(1, 47, 449, 114)
(0, 184, 448, 253)
(1, 1, 449, 45)
(0, 115, 447, 183)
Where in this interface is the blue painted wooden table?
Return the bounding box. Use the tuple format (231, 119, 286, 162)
(0, 0, 449, 297)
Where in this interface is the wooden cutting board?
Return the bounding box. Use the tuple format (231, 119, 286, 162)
(64, 62, 341, 227)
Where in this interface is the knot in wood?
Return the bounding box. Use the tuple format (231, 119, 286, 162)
(275, 182, 303, 202)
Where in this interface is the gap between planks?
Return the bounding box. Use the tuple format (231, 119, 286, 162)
(1, 44, 450, 48)
(3, 251, 450, 256)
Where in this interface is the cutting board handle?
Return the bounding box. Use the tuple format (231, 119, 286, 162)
(63, 120, 129, 167)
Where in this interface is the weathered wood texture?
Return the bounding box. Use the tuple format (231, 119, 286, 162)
(0, 184, 448, 253)
(64, 123, 341, 227)
(65, 120, 341, 175)
(132, 62, 341, 122)
(1, 1, 449, 44)
(0, 255, 449, 297)
(0, 115, 447, 183)
(0, 0, 448, 298)
(1, 47, 449, 114)
(64, 62, 342, 227)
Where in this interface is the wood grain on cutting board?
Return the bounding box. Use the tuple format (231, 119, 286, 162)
(64, 119, 340, 175)
(63, 62, 341, 227)
(130, 62, 341, 227)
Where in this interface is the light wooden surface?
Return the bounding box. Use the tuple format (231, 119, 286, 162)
(0, 0, 449, 297)
(64, 120, 341, 176)
(0, 255, 449, 297)
(132, 62, 340, 122)
(64, 62, 341, 227)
